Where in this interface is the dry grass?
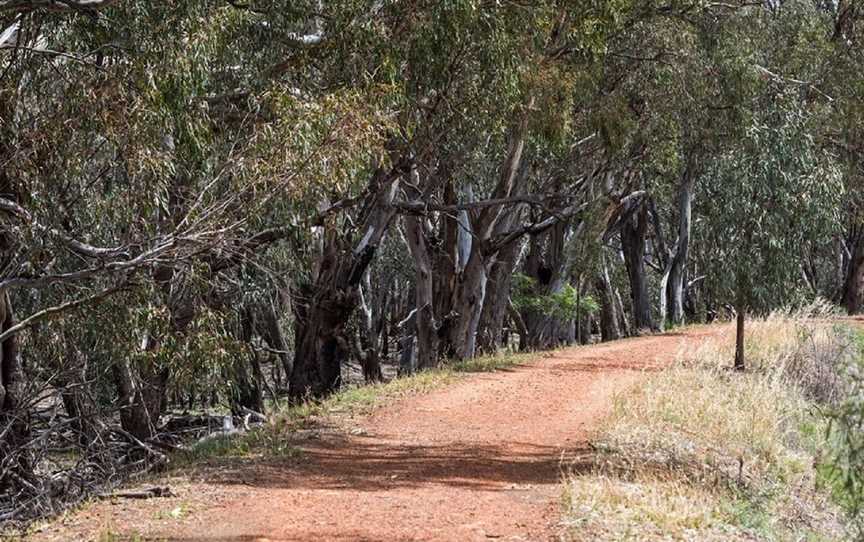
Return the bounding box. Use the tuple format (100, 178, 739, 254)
(562, 303, 853, 541)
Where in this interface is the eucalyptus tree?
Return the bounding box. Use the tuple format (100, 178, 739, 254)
(823, 4, 864, 312)
(700, 105, 843, 369)
(284, 0, 548, 393)
(597, 1, 760, 330)
(0, 0, 390, 508)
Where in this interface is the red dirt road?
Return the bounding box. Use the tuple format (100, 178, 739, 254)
(33, 328, 721, 542)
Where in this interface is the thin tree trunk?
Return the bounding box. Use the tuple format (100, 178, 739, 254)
(658, 263, 672, 331)
(397, 309, 417, 375)
(667, 171, 694, 326)
(843, 235, 864, 314)
(0, 292, 29, 485)
(596, 256, 621, 342)
(734, 304, 746, 371)
(357, 281, 383, 382)
(614, 287, 631, 337)
(227, 307, 264, 415)
(433, 178, 459, 360)
(507, 300, 529, 349)
(403, 212, 436, 370)
(259, 300, 291, 383)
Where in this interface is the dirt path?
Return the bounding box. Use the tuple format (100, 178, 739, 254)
(33, 327, 722, 542)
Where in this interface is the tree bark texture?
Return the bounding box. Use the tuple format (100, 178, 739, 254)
(843, 234, 864, 314)
(667, 171, 694, 326)
(596, 255, 621, 342)
(622, 204, 654, 332)
(0, 291, 28, 487)
(289, 168, 401, 401)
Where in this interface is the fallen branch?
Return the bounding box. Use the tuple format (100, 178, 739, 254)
(97, 486, 174, 500)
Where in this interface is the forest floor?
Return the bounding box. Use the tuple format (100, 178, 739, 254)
(30, 326, 724, 542)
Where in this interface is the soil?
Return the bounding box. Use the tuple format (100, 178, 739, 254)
(30, 327, 722, 542)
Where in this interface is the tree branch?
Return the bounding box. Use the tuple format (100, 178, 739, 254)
(0, 0, 118, 13)
(0, 282, 128, 343)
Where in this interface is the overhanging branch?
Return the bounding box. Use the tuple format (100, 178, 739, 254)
(0, 0, 118, 13)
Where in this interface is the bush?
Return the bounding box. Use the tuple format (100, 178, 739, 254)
(821, 338, 864, 538)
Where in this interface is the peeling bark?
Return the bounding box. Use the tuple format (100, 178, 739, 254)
(667, 171, 694, 326)
(403, 213, 436, 370)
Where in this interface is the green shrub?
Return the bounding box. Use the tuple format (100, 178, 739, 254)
(821, 335, 864, 537)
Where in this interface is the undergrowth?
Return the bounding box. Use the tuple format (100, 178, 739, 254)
(181, 350, 531, 463)
(562, 302, 862, 541)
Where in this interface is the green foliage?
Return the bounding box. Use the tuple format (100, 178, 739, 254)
(820, 334, 864, 536)
(512, 274, 599, 321)
(699, 104, 844, 311)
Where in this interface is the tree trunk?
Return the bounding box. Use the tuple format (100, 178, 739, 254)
(0, 292, 29, 486)
(520, 220, 575, 351)
(843, 235, 864, 314)
(448, 249, 489, 360)
(227, 354, 264, 415)
(614, 287, 631, 337)
(667, 171, 694, 326)
(596, 256, 621, 342)
(734, 304, 746, 371)
(56, 345, 97, 448)
(446, 101, 531, 360)
(432, 179, 459, 360)
(622, 204, 654, 332)
(290, 286, 349, 401)
(578, 311, 592, 345)
(227, 307, 264, 415)
(403, 212, 437, 370)
(477, 239, 520, 354)
(258, 299, 291, 385)
(507, 300, 529, 349)
(115, 266, 196, 440)
(113, 338, 170, 441)
(397, 308, 417, 375)
(357, 281, 384, 382)
(289, 168, 401, 401)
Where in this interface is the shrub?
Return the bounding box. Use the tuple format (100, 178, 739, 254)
(821, 339, 864, 538)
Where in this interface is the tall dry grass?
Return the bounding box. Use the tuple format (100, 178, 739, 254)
(562, 302, 856, 541)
